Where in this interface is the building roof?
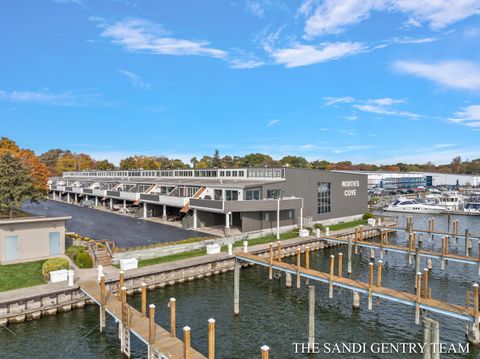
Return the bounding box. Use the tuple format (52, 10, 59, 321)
(0, 216, 72, 225)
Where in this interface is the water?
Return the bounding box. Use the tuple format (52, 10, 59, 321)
(2, 212, 480, 359)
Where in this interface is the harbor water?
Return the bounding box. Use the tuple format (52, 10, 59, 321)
(2, 212, 480, 358)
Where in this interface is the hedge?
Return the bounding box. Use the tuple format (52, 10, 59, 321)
(65, 245, 85, 261)
(42, 257, 70, 280)
(76, 252, 94, 268)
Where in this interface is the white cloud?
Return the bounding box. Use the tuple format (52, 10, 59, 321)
(394, 60, 480, 90)
(0, 89, 99, 106)
(118, 69, 151, 90)
(300, 0, 480, 38)
(267, 119, 280, 127)
(246, 0, 266, 17)
(97, 18, 227, 59)
(324, 96, 355, 106)
(433, 143, 456, 148)
(228, 56, 264, 69)
(447, 105, 480, 127)
(270, 42, 366, 68)
(51, 0, 82, 4)
(325, 96, 421, 119)
(392, 36, 438, 44)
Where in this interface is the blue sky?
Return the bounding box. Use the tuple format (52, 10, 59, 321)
(1, 0, 480, 165)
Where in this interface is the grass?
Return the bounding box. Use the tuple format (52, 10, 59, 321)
(0, 208, 31, 220)
(327, 219, 369, 231)
(136, 249, 207, 267)
(0, 260, 46, 292)
(232, 230, 299, 248)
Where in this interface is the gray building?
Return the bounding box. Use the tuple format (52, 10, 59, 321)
(49, 168, 367, 234)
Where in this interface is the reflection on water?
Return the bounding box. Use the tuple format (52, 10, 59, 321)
(2, 212, 480, 359)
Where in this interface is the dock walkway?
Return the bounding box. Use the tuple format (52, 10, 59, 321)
(80, 280, 206, 359)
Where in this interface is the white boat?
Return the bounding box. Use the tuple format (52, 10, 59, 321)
(464, 192, 480, 213)
(384, 198, 447, 214)
(437, 191, 463, 211)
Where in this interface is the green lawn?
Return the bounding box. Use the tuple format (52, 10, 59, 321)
(137, 249, 207, 267)
(0, 260, 46, 292)
(232, 230, 299, 248)
(327, 219, 369, 231)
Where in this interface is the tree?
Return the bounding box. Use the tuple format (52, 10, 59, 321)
(20, 149, 50, 192)
(280, 155, 310, 168)
(39, 149, 67, 176)
(241, 153, 278, 167)
(120, 156, 137, 170)
(0, 152, 41, 218)
(95, 159, 114, 170)
(0, 137, 20, 154)
(190, 157, 198, 168)
(212, 149, 221, 167)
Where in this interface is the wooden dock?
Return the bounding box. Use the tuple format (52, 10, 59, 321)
(320, 235, 480, 267)
(80, 280, 206, 359)
(236, 252, 478, 323)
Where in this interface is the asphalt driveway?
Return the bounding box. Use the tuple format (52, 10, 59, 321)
(22, 200, 211, 248)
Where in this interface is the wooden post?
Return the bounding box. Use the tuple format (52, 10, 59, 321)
(277, 241, 282, 262)
(268, 244, 273, 280)
(352, 291, 360, 310)
(329, 255, 334, 299)
(441, 237, 446, 270)
(119, 271, 125, 292)
(141, 282, 147, 317)
(423, 319, 432, 359)
(465, 229, 470, 257)
(170, 298, 176, 337)
(183, 326, 191, 359)
(423, 268, 429, 298)
(368, 262, 373, 310)
(377, 260, 383, 288)
(208, 318, 215, 359)
(100, 274, 106, 332)
(415, 247, 421, 278)
(445, 235, 449, 255)
(308, 285, 315, 351)
(234, 261, 240, 316)
(408, 232, 413, 265)
(261, 345, 269, 359)
(338, 253, 343, 278)
(347, 236, 353, 274)
(431, 320, 440, 359)
(148, 304, 156, 344)
(415, 272, 421, 325)
(296, 249, 301, 289)
(305, 247, 310, 271)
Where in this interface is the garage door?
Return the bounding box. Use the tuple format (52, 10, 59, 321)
(5, 236, 19, 261)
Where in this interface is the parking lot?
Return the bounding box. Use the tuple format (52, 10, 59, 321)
(22, 200, 211, 248)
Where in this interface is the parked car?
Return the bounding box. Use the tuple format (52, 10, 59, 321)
(80, 199, 94, 208)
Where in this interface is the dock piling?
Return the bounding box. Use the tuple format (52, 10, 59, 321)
(296, 249, 301, 289)
(100, 274, 106, 332)
(261, 345, 270, 359)
(465, 229, 470, 257)
(329, 255, 334, 299)
(141, 283, 147, 317)
(285, 273, 292, 288)
(338, 252, 343, 278)
(423, 319, 432, 359)
(277, 241, 282, 262)
(368, 263, 373, 310)
(268, 244, 273, 280)
(352, 291, 360, 310)
(119, 271, 125, 292)
(233, 261, 240, 316)
(308, 285, 315, 351)
(347, 236, 353, 275)
(415, 272, 421, 325)
(305, 246, 310, 271)
(169, 298, 176, 337)
(183, 326, 191, 359)
(431, 320, 440, 359)
(208, 318, 215, 359)
(423, 268, 429, 298)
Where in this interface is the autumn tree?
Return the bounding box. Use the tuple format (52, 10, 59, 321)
(95, 159, 114, 170)
(0, 152, 45, 218)
(39, 149, 67, 176)
(280, 156, 310, 168)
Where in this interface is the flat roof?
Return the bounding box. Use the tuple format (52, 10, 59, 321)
(0, 216, 72, 225)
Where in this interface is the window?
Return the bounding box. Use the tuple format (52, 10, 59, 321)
(214, 189, 223, 200)
(245, 189, 260, 200)
(225, 190, 239, 201)
(265, 213, 270, 221)
(267, 189, 281, 199)
(288, 210, 293, 219)
(317, 182, 331, 214)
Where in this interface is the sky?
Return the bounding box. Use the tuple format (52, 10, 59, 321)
(1, 0, 480, 166)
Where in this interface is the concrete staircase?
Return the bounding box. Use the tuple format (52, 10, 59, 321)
(91, 249, 112, 266)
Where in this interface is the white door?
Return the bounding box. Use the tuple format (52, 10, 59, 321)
(5, 236, 19, 261)
(49, 232, 61, 256)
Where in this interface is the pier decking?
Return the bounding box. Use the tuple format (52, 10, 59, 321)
(80, 280, 206, 359)
(236, 252, 478, 323)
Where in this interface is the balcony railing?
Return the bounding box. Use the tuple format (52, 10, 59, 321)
(189, 197, 302, 213)
(140, 194, 188, 207)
